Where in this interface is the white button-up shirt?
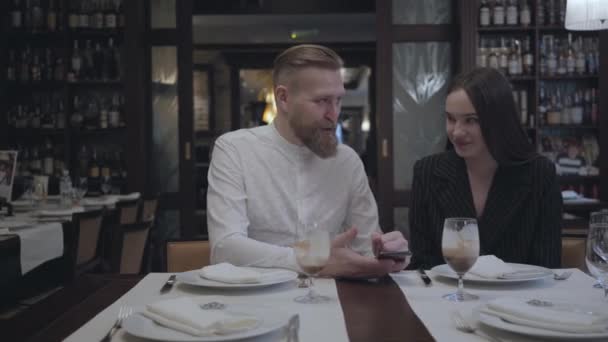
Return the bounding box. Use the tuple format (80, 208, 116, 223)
(207, 123, 379, 271)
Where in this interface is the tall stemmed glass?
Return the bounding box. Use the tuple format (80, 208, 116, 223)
(293, 222, 331, 304)
(442, 217, 480, 302)
(585, 209, 608, 296)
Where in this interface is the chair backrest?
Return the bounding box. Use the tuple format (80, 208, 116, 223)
(165, 240, 210, 273)
(562, 236, 587, 270)
(139, 196, 158, 223)
(67, 209, 105, 278)
(115, 199, 140, 225)
(110, 221, 151, 274)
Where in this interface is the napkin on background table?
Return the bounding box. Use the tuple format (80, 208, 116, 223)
(468, 255, 514, 278)
(199, 263, 292, 284)
(37, 206, 84, 217)
(142, 297, 260, 336)
(480, 297, 608, 334)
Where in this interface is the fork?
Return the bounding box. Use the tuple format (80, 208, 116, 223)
(452, 311, 502, 342)
(101, 306, 132, 342)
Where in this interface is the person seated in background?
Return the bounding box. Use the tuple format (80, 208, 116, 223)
(555, 138, 587, 175)
(207, 44, 408, 278)
(408, 67, 562, 270)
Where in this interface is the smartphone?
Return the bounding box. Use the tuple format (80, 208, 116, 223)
(377, 250, 412, 261)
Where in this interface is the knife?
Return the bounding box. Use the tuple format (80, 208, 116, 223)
(418, 268, 432, 286)
(160, 274, 176, 293)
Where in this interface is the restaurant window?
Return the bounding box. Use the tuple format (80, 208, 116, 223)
(392, 42, 451, 191)
(392, 0, 452, 24)
(150, 0, 176, 29)
(151, 46, 179, 194)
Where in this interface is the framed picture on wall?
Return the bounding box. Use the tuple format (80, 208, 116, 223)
(0, 151, 18, 201)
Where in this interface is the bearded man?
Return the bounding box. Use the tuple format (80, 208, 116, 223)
(207, 44, 408, 278)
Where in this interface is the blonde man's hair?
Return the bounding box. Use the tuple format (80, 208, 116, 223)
(272, 44, 344, 87)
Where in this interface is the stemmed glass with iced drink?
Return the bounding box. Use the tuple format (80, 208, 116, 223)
(293, 222, 331, 304)
(441, 217, 480, 302)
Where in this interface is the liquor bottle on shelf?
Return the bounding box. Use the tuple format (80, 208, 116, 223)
(565, 34, 576, 75)
(47, 0, 57, 32)
(520, 0, 531, 27)
(83, 40, 94, 80)
(93, 42, 104, 80)
(88, 148, 100, 181)
(99, 97, 109, 129)
(546, 36, 557, 76)
(85, 97, 100, 130)
(30, 147, 42, 175)
(70, 40, 82, 82)
(520, 89, 528, 126)
(480, 0, 490, 27)
(493, 0, 506, 26)
(43, 140, 54, 176)
(558, 0, 566, 26)
(10, 0, 23, 30)
(31, 0, 43, 33)
(522, 36, 533, 75)
(488, 39, 499, 70)
(69, 0, 79, 29)
(575, 36, 586, 75)
(44, 48, 54, 81)
(506, 0, 518, 26)
(108, 94, 120, 128)
(56, 100, 66, 129)
(78, 145, 89, 180)
(20, 47, 31, 82)
(571, 91, 584, 125)
(31, 52, 41, 82)
(507, 38, 522, 76)
(547, 0, 556, 26)
(477, 38, 488, 68)
(537, 0, 545, 26)
(498, 37, 509, 75)
(79, 0, 90, 29)
(591, 89, 598, 125)
(92, 0, 104, 29)
(7, 50, 17, 81)
(54, 55, 64, 81)
(556, 38, 567, 75)
(105, 38, 120, 80)
(105, 0, 117, 29)
(71, 95, 84, 128)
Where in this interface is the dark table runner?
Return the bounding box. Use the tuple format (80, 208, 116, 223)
(1, 274, 434, 342)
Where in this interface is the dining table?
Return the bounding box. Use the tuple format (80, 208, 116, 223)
(1, 264, 604, 342)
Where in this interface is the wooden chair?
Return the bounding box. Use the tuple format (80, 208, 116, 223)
(102, 198, 140, 270)
(139, 194, 159, 273)
(164, 239, 211, 273)
(65, 209, 105, 279)
(109, 221, 152, 274)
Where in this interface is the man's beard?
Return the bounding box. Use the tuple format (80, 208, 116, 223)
(290, 117, 338, 158)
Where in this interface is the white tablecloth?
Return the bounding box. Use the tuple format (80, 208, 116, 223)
(64, 273, 349, 342)
(10, 222, 64, 274)
(391, 268, 602, 342)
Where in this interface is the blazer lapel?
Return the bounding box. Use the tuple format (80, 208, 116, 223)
(478, 164, 532, 253)
(430, 151, 477, 219)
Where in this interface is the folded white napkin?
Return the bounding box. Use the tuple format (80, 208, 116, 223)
(468, 255, 514, 278)
(481, 297, 608, 334)
(106, 192, 140, 202)
(141, 297, 260, 336)
(81, 197, 117, 207)
(199, 263, 291, 284)
(37, 206, 85, 217)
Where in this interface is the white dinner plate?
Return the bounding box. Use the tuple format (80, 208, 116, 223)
(430, 263, 553, 284)
(122, 304, 288, 341)
(176, 268, 298, 289)
(476, 303, 608, 339)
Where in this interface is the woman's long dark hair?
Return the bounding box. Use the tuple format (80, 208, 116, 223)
(448, 67, 538, 165)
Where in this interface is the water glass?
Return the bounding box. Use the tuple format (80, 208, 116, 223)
(586, 209, 608, 296)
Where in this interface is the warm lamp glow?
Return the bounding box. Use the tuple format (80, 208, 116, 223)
(262, 91, 277, 123)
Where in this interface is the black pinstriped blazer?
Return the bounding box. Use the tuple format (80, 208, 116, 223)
(408, 150, 563, 269)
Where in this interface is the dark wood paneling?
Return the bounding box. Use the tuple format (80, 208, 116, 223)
(177, 0, 196, 237)
(600, 30, 608, 202)
(458, 0, 477, 73)
(193, 0, 375, 15)
(124, 0, 147, 193)
(376, 0, 393, 231)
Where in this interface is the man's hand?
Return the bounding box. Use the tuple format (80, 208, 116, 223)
(318, 228, 397, 278)
(372, 230, 410, 272)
